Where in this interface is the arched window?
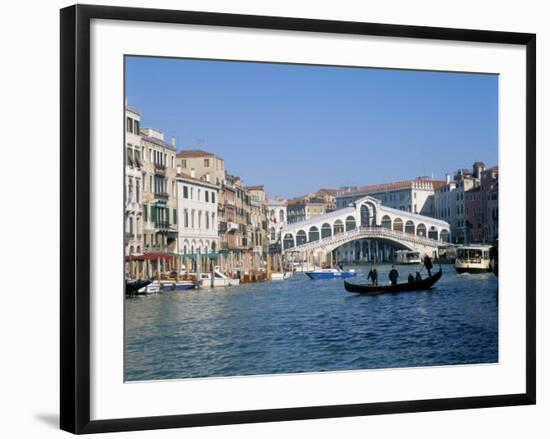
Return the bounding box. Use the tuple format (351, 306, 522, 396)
(345, 216, 356, 231)
(211, 242, 216, 252)
(360, 204, 370, 227)
(296, 230, 307, 245)
(381, 215, 392, 229)
(334, 220, 344, 235)
(136, 246, 141, 254)
(321, 223, 332, 239)
(416, 223, 426, 237)
(440, 229, 450, 242)
(270, 227, 276, 240)
(308, 226, 320, 242)
(279, 210, 285, 222)
(129, 245, 134, 254)
(405, 220, 415, 235)
(428, 226, 438, 241)
(393, 218, 403, 232)
(283, 233, 295, 249)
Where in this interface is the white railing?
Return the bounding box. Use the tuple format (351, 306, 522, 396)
(288, 226, 441, 252)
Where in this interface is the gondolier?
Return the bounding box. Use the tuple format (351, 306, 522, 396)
(423, 254, 433, 277)
(388, 266, 399, 286)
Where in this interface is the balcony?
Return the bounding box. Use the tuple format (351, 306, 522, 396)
(227, 221, 238, 232)
(155, 192, 170, 200)
(155, 221, 177, 234)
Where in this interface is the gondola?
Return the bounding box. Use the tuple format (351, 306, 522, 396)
(125, 279, 152, 295)
(344, 268, 442, 295)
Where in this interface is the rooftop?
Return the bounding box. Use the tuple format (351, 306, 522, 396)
(337, 178, 446, 197)
(177, 149, 222, 160)
(141, 135, 176, 151)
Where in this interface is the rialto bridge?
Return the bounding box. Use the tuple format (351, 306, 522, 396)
(279, 196, 450, 262)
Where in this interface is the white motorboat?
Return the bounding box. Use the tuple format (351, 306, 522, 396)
(394, 250, 422, 265)
(199, 269, 240, 287)
(270, 271, 293, 281)
(455, 245, 492, 273)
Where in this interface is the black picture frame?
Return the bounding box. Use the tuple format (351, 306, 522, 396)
(60, 4, 536, 434)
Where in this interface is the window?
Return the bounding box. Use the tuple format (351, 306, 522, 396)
(212, 192, 216, 204)
(206, 212, 210, 229)
(182, 159, 187, 168)
(183, 186, 188, 199)
(205, 191, 209, 202)
(133, 119, 139, 134)
(191, 210, 195, 228)
(204, 158, 210, 167)
(198, 211, 202, 228)
(173, 209, 177, 225)
(126, 117, 132, 133)
(184, 209, 189, 227)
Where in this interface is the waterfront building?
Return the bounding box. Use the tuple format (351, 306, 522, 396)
(141, 128, 178, 254)
(267, 198, 288, 245)
(176, 149, 225, 186)
(483, 167, 499, 243)
(434, 162, 498, 244)
(287, 201, 326, 224)
(124, 106, 143, 256)
(221, 174, 250, 251)
(176, 171, 219, 254)
(245, 185, 269, 254)
(335, 178, 445, 216)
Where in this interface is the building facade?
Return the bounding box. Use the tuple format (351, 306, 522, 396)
(287, 202, 326, 224)
(335, 178, 444, 216)
(176, 149, 225, 186)
(267, 198, 288, 245)
(246, 185, 269, 254)
(176, 174, 219, 254)
(141, 128, 178, 254)
(124, 106, 143, 256)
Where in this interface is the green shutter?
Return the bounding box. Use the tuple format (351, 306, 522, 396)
(143, 204, 148, 222)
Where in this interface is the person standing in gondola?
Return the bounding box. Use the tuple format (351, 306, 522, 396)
(423, 254, 433, 277)
(388, 266, 399, 286)
(408, 273, 415, 284)
(367, 265, 378, 285)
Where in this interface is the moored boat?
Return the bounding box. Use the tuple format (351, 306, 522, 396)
(344, 268, 442, 295)
(126, 279, 152, 295)
(271, 271, 293, 281)
(454, 245, 492, 273)
(305, 268, 356, 279)
(394, 250, 422, 265)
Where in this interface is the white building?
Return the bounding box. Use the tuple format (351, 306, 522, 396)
(335, 178, 444, 216)
(176, 172, 219, 254)
(267, 198, 287, 244)
(125, 106, 143, 256)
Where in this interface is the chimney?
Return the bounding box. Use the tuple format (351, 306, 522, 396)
(171, 136, 176, 148)
(190, 168, 196, 178)
(445, 173, 451, 184)
(205, 173, 211, 182)
(176, 165, 181, 175)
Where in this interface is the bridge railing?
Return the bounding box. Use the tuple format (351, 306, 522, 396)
(288, 226, 441, 252)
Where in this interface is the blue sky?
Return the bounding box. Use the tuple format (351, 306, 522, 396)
(126, 56, 498, 199)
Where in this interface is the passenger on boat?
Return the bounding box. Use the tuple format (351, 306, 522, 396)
(423, 255, 433, 277)
(415, 271, 422, 282)
(408, 273, 415, 284)
(367, 267, 378, 285)
(389, 266, 399, 286)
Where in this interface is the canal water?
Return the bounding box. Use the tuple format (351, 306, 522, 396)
(125, 263, 498, 381)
